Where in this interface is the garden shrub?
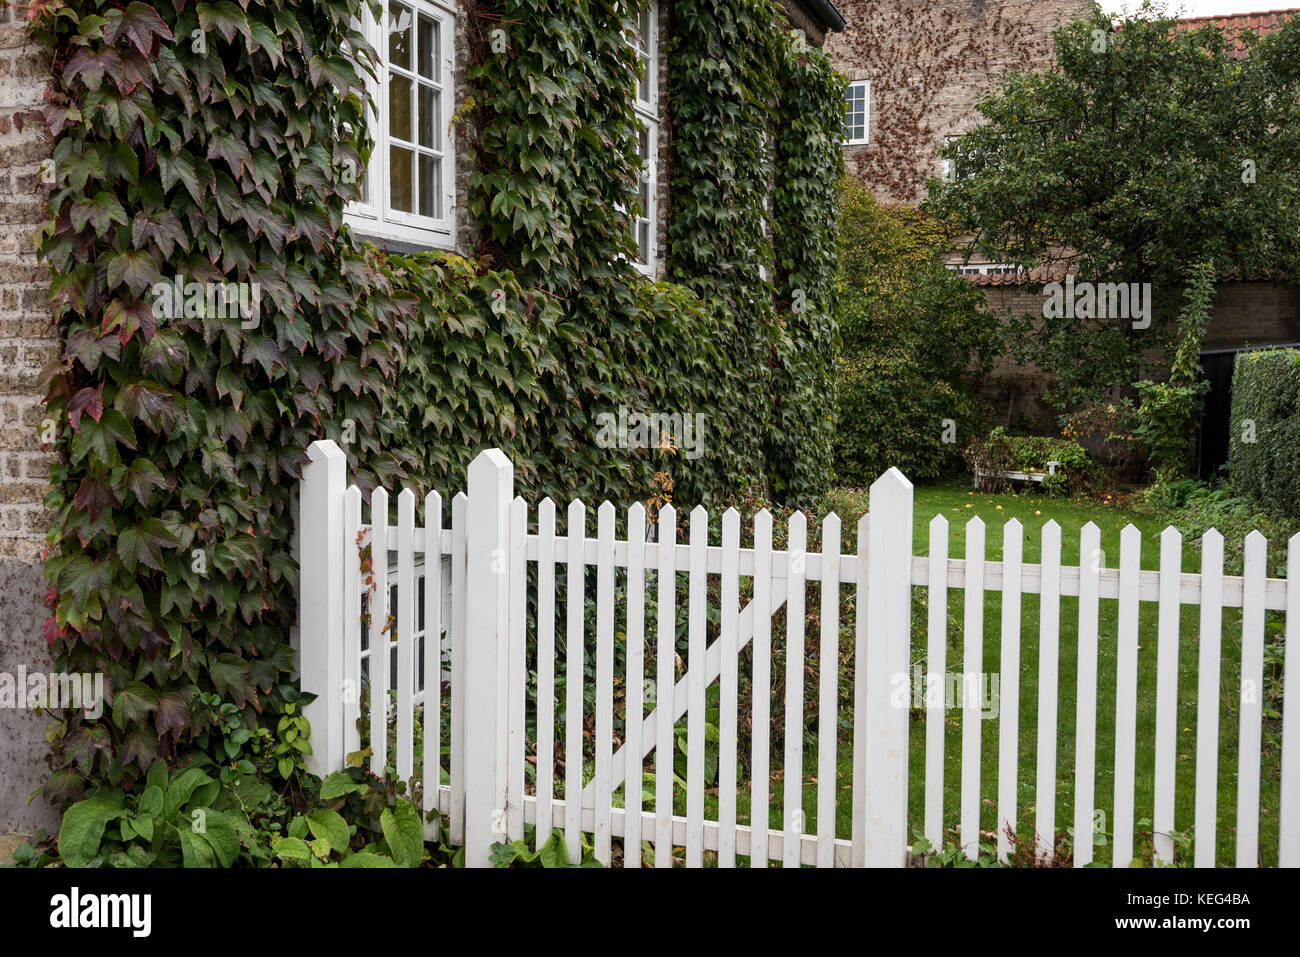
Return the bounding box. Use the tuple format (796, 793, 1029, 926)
(1228, 347, 1300, 520)
(833, 180, 1001, 486)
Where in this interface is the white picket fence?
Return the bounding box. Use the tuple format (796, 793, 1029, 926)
(297, 439, 1300, 868)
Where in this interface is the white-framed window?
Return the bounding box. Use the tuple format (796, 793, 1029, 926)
(345, 0, 457, 249)
(630, 1, 659, 275)
(844, 80, 869, 146)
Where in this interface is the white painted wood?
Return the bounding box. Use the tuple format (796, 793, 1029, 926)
(396, 488, 417, 785)
(751, 509, 774, 867)
(864, 469, 914, 867)
(1281, 534, 1300, 868)
(463, 450, 513, 868)
(719, 507, 741, 868)
(1153, 526, 1182, 865)
(1194, 529, 1224, 868)
(368, 486, 390, 779)
(961, 517, 985, 861)
(816, 513, 841, 868)
(655, 504, 677, 867)
(507, 496, 527, 842)
(1113, 524, 1141, 868)
(594, 501, 616, 864)
(535, 499, 557, 851)
(298, 440, 347, 776)
(850, 511, 870, 867)
(1236, 530, 1267, 868)
(996, 519, 1023, 863)
(449, 492, 467, 844)
(924, 514, 948, 852)
(625, 503, 647, 868)
(1034, 521, 1062, 864)
(686, 505, 709, 868)
(422, 491, 443, 823)
(784, 512, 808, 868)
(1073, 522, 1100, 868)
(565, 499, 586, 865)
(343, 485, 363, 763)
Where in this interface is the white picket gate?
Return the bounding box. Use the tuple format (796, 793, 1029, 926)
(297, 439, 1300, 868)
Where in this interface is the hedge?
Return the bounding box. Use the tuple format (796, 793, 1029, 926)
(1228, 348, 1300, 519)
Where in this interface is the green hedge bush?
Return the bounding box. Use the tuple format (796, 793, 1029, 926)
(1228, 348, 1300, 519)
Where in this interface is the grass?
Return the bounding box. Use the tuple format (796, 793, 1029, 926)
(642, 479, 1287, 867)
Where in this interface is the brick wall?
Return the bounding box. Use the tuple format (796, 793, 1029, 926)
(826, 0, 1091, 205)
(0, 0, 58, 833)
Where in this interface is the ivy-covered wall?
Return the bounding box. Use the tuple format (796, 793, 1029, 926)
(27, 0, 843, 811)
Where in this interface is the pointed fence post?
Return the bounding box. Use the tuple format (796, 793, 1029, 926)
(464, 449, 514, 867)
(298, 439, 347, 777)
(864, 467, 914, 866)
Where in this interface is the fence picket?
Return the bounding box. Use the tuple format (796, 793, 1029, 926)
(783, 513, 808, 868)
(686, 506, 709, 867)
(343, 486, 362, 762)
(565, 500, 586, 864)
(719, 507, 741, 868)
(507, 497, 527, 842)
(422, 491, 443, 825)
(449, 492, 467, 844)
(1237, 531, 1267, 868)
(654, 505, 677, 867)
(1074, 522, 1101, 867)
(961, 517, 985, 861)
(925, 515, 948, 853)
(751, 509, 774, 867)
(396, 490, 417, 785)
(816, 514, 841, 868)
(594, 502, 616, 864)
(1194, 530, 1225, 868)
(997, 519, 1023, 863)
(368, 487, 390, 779)
(851, 512, 869, 867)
(625, 503, 647, 868)
(1153, 527, 1182, 865)
(535, 499, 557, 850)
(1113, 524, 1141, 868)
(1281, 534, 1300, 868)
(1034, 521, 1062, 864)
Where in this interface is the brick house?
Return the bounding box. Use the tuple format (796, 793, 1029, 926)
(0, 0, 846, 836)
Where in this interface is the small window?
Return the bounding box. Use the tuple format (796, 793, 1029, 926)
(345, 0, 457, 249)
(629, 2, 660, 275)
(844, 80, 869, 146)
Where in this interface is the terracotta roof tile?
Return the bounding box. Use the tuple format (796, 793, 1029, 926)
(1174, 8, 1297, 57)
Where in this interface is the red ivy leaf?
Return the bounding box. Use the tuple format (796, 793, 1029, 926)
(67, 384, 104, 432)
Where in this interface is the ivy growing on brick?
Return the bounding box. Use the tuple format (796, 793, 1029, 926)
(30, 0, 843, 821)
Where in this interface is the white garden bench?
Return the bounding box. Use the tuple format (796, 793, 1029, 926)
(973, 460, 1062, 488)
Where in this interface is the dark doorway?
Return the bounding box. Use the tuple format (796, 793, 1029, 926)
(1196, 351, 1235, 481)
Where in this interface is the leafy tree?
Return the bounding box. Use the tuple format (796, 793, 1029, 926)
(925, 1, 1300, 411)
(835, 179, 1002, 484)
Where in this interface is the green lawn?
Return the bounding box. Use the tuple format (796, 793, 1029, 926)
(646, 479, 1286, 866)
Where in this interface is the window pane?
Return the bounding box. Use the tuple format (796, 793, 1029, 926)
(639, 7, 651, 52)
(419, 153, 442, 219)
(639, 126, 650, 163)
(419, 84, 440, 149)
(638, 220, 650, 264)
(418, 14, 438, 81)
(389, 3, 412, 70)
(390, 146, 413, 212)
(390, 75, 412, 140)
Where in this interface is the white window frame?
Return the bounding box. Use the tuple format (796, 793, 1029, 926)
(630, 1, 660, 276)
(345, 0, 457, 249)
(844, 80, 870, 146)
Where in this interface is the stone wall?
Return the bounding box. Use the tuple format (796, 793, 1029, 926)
(0, 0, 58, 833)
